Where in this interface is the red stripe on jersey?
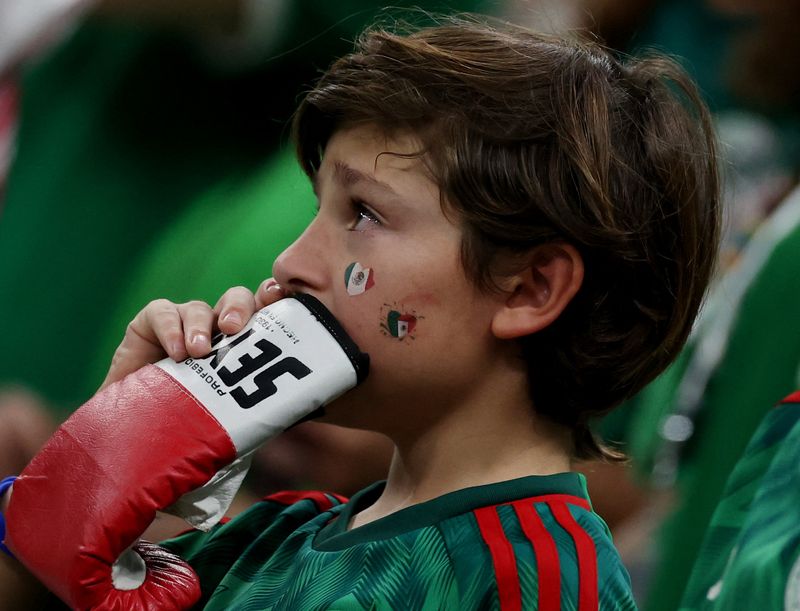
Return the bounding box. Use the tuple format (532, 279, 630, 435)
(475, 506, 522, 611)
(263, 490, 346, 512)
(512, 500, 561, 611)
(549, 501, 599, 611)
(0, 82, 16, 126)
(780, 391, 800, 404)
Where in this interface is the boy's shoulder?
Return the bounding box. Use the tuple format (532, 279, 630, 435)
(435, 487, 636, 611)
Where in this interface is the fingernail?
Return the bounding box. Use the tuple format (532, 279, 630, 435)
(170, 341, 185, 356)
(222, 311, 242, 326)
(191, 333, 209, 347)
(266, 283, 284, 294)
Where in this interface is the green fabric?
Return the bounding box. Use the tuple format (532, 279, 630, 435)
(640, 211, 800, 611)
(162, 474, 637, 610)
(680, 398, 800, 610)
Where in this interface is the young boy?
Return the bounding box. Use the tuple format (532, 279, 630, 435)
(1, 17, 719, 610)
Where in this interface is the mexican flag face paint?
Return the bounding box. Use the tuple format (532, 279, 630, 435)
(387, 310, 417, 339)
(344, 262, 375, 296)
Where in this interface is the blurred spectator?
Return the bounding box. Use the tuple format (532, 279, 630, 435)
(1, 1, 85, 199)
(680, 390, 800, 611)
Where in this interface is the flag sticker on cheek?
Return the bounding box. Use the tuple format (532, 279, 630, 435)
(344, 262, 375, 296)
(380, 303, 423, 340)
(388, 311, 416, 338)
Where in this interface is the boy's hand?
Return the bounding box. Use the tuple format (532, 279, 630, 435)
(101, 280, 286, 390)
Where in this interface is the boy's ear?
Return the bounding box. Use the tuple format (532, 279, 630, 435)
(491, 243, 584, 340)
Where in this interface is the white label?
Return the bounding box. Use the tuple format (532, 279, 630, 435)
(156, 299, 357, 456)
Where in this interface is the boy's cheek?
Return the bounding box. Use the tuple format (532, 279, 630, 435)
(336, 260, 439, 347)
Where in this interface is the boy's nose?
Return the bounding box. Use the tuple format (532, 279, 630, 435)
(272, 222, 330, 294)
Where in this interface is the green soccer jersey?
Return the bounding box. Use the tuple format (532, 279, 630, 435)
(162, 473, 636, 610)
(680, 391, 800, 611)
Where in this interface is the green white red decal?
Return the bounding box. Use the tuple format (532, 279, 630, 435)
(344, 262, 375, 295)
(387, 311, 417, 338)
(380, 302, 422, 340)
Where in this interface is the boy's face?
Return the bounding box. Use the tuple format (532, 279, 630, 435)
(272, 124, 506, 432)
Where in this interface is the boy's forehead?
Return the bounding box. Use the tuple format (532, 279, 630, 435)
(335, 121, 420, 144)
(310, 123, 448, 219)
(318, 124, 435, 186)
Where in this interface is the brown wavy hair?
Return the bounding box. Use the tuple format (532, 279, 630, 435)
(292, 17, 720, 461)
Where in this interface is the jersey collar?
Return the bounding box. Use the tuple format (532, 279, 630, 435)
(313, 472, 590, 551)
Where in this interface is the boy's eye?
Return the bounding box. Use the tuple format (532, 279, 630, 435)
(349, 202, 381, 232)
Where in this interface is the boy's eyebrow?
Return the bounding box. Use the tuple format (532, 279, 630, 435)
(313, 160, 401, 196)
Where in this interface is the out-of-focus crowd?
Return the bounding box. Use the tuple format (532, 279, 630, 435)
(1, 1, 798, 609)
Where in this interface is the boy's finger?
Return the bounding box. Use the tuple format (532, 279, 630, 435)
(255, 278, 286, 309)
(139, 299, 187, 361)
(176, 300, 216, 357)
(99, 300, 180, 390)
(214, 285, 257, 335)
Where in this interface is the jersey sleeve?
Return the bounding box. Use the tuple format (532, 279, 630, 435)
(160, 490, 347, 606)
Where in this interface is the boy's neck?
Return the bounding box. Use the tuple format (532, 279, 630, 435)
(349, 389, 572, 530)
